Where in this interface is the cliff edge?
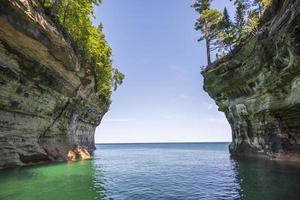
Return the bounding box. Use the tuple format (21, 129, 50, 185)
(0, 0, 108, 168)
(202, 0, 300, 161)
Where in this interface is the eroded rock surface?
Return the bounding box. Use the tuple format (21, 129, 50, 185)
(203, 0, 300, 161)
(0, 0, 107, 168)
(67, 146, 92, 161)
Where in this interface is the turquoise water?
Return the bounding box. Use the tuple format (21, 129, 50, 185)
(1, 143, 300, 200)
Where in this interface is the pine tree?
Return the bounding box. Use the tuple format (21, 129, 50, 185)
(192, 0, 271, 63)
(191, 0, 211, 14)
(234, 0, 247, 42)
(231, 0, 272, 39)
(192, 0, 223, 65)
(222, 8, 232, 28)
(219, 8, 235, 52)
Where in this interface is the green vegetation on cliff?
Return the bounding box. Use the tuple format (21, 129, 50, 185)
(192, 0, 271, 65)
(40, 0, 124, 108)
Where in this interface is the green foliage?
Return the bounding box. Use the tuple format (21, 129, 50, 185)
(222, 8, 232, 28)
(191, 0, 211, 13)
(193, 0, 272, 64)
(192, 0, 224, 64)
(195, 8, 223, 42)
(112, 68, 125, 91)
(234, 0, 248, 42)
(246, 9, 259, 33)
(218, 8, 236, 52)
(39, 0, 124, 109)
(231, 0, 271, 43)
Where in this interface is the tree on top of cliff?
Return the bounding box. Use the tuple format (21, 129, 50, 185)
(218, 8, 236, 53)
(40, 0, 124, 109)
(231, 0, 272, 42)
(233, 0, 248, 42)
(193, 0, 272, 66)
(192, 0, 224, 65)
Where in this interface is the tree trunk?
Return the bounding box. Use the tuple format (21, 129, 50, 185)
(206, 39, 211, 65)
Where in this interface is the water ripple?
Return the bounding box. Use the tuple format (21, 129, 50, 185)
(92, 143, 300, 200)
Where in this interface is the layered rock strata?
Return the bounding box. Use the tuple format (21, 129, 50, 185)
(203, 0, 300, 161)
(0, 0, 107, 168)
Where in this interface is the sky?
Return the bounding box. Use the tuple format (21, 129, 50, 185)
(94, 0, 235, 143)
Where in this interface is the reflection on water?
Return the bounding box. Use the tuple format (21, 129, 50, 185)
(232, 157, 300, 200)
(0, 143, 300, 200)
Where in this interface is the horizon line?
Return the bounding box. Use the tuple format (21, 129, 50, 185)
(96, 141, 231, 145)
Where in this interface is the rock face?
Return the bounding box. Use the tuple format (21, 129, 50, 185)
(67, 146, 92, 161)
(203, 0, 300, 161)
(0, 0, 107, 168)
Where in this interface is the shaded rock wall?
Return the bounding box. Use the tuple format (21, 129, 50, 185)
(0, 0, 107, 168)
(203, 0, 300, 161)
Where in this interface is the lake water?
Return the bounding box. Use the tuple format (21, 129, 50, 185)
(0, 143, 300, 200)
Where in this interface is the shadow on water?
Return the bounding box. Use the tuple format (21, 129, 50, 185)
(231, 157, 300, 200)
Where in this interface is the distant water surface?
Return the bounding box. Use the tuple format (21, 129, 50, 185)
(0, 143, 300, 200)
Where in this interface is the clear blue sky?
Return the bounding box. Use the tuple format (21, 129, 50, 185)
(94, 0, 235, 143)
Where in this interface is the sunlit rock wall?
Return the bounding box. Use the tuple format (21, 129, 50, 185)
(0, 0, 107, 168)
(202, 0, 300, 161)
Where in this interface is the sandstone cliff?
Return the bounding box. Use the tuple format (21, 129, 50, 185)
(202, 0, 300, 161)
(0, 0, 108, 168)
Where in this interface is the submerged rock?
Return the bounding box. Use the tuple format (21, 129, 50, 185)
(0, 1, 107, 168)
(202, 0, 300, 162)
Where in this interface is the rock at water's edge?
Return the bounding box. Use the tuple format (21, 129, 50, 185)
(0, 0, 107, 169)
(202, 0, 300, 162)
(67, 146, 92, 161)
